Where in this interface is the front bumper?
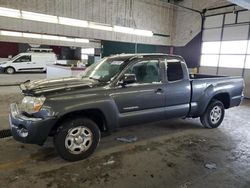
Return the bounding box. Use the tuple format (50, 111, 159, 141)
(0, 66, 4, 73)
(9, 103, 57, 145)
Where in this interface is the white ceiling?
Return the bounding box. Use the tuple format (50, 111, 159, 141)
(228, 0, 250, 10)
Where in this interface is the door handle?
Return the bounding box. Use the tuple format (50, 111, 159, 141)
(155, 88, 164, 94)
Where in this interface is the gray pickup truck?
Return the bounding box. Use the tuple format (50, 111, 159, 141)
(9, 54, 244, 161)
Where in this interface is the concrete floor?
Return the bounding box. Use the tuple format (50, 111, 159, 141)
(0, 82, 249, 187)
(0, 72, 46, 86)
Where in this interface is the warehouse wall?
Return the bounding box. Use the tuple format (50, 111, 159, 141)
(172, 0, 229, 46)
(102, 40, 170, 57)
(102, 39, 201, 68)
(0, 42, 18, 58)
(0, 0, 173, 46)
(173, 32, 202, 68)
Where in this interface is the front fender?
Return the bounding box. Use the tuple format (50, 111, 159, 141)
(47, 95, 119, 131)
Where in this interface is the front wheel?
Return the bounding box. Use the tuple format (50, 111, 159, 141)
(54, 117, 100, 162)
(5, 67, 15, 74)
(200, 100, 225, 129)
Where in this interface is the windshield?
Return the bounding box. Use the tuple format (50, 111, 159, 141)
(10, 54, 20, 61)
(79, 57, 128, 82)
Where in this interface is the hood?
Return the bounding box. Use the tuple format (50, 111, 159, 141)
(0, 61, 9, 65)
(20, 76, 100, 95)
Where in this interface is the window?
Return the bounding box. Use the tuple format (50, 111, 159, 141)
(81, 54, 88, 60)
(200, 55, 219, 67)
(202, 42, 221, 54)
(201, 13, 250, 72)
(81, 48, 94, 61)
(201, 40, 250, 69)
(220, 40, 248, 54)
(219, 55, 245, 68)
(246, 42, 250, 54)
(81, 48, 94, 55)
(13, 55, 31, 63)
(81, 57, 126, 82)
(243, 55, 250, 69)
(204, 15, 223, 29)
(125, 60, 161, 84)
(224, 13, 236, 24)
(166, 60, 183, 81)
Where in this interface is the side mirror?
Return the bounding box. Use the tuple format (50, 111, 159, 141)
(121, 73, 136, 85)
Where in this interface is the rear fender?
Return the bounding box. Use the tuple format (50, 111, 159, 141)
(197, 84, 230, 116)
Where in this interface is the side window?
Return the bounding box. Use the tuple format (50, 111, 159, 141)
(13, 55, 31, 63)
(125, 59, 161, 84)
(166, 60, 183, 82)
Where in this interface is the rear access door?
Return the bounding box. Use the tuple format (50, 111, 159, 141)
(32, 53, 56, 71)
(162, 57, 191, 118)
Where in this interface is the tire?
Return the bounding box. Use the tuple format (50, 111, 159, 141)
(54, 117, 100, 162)
(5, 67, 15, 74)
(200, 99, 225, 129)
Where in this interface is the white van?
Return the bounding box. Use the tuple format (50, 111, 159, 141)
(0, 49, 57, 74)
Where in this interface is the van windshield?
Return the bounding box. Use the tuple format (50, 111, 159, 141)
(9, 54, 21, 61)
(78, 57, 128, 82)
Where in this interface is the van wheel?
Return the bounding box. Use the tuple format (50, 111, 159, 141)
(200, 100, 225, 129)
(54, 117, 100, 162)
(5, 67, 15, 74)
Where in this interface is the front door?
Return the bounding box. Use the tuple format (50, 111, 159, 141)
(111, 58, 166, 126)
(12, 55, 32, 71)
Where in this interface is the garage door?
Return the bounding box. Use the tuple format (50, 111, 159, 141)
(199, 10, 250, 98)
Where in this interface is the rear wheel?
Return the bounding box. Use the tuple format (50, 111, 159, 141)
(5, 67, 15, 74)
(54, 117, 100, 162)
(200, 100, 225, 128)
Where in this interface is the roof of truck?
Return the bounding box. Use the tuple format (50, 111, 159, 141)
(18, 52, 55, 55)
(109, 53, 183, 60)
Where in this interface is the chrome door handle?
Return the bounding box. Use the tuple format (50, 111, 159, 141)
(155, 88, 164, 94)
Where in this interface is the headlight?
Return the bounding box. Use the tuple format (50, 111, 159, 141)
(21, 96, 46, 114)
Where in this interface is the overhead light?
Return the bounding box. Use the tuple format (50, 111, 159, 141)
(74, 38, 89, 43)
(0, 30, 22, 37)
(113, 25, 153, 37)
(21, 11, 58, 23)
(0, 30, 90, 44)
(23, 33, 42, 39)
(42, 34, 60, 40)
(89, 22, 113, 31)
(58, 17, 88, 27)
(0, 6, 154, 37)
(59, 37, 75, 42)
(113, 26, 134, 34)
(134, 29, 153, 37)
(0, 7, 21, 18)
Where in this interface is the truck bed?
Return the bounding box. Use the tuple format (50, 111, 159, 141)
(190, 73, 227, 79)
(188, 74, 244, 118)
